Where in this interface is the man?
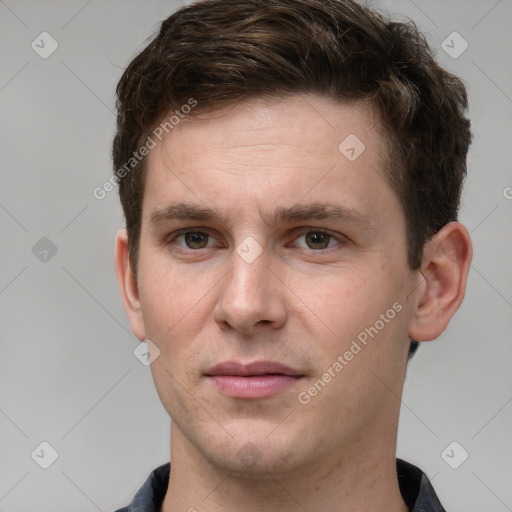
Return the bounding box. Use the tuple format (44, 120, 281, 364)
(112, 0, 472, 510)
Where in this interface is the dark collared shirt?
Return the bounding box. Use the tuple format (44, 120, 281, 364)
(114, 458, 445, 512)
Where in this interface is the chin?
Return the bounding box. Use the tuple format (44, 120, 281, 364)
(199, 424, 309, 478)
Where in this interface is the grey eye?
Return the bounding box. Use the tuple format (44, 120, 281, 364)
(184, 232, 209, 249)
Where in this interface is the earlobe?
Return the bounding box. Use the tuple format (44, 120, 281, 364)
(114, 228, 146, 341)
(408, 222, 472, 342)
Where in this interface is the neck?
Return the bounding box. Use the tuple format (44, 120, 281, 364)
(160, 420, 408, 512)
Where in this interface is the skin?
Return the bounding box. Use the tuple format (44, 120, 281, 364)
(115, 94, 472, 512)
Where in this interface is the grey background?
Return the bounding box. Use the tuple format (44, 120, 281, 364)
(0, 0, 511, 510)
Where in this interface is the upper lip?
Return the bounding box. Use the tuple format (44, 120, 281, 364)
(205, 360, 303, 377)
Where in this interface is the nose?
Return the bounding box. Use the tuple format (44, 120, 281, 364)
(213, 246, 287, 335)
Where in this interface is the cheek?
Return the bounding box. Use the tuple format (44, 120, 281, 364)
(149, 356, 208, 431)
(292, 265, 408, 358)
(137, 251, 212, 338)
(290, 268, 374, 340)
(140, 267, 212, 413)
(136, 251, 236, 369)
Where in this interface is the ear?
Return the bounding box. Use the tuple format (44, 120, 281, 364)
(408, 222, 472, 342)
(114, 228, 146, 341)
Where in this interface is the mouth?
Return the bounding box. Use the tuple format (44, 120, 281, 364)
(205, 360, 305, 399)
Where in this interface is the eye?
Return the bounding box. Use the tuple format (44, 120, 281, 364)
(293, 230, 342, 250)
(174, 231, 215, 249)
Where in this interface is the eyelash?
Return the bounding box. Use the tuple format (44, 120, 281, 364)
(291, 228, 344, 250)
(166, 228, 346, 252)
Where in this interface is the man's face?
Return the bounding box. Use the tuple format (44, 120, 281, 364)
(129, 94, 420, 477)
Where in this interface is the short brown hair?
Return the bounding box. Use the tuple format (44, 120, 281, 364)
(113, 0, 471, 279)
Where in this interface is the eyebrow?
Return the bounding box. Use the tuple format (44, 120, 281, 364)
(148, 202, 376, 232)
(271, 203, 376, 231)
(149, 203, 229, 226)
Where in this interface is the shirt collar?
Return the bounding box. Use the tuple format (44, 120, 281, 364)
(115, 458, 446, 512)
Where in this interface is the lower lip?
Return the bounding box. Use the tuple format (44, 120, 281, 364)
(208, 375, 303, 399)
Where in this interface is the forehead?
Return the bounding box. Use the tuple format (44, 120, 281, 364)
(165, 94, 387, 160)
(142, 94, 396, 225)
